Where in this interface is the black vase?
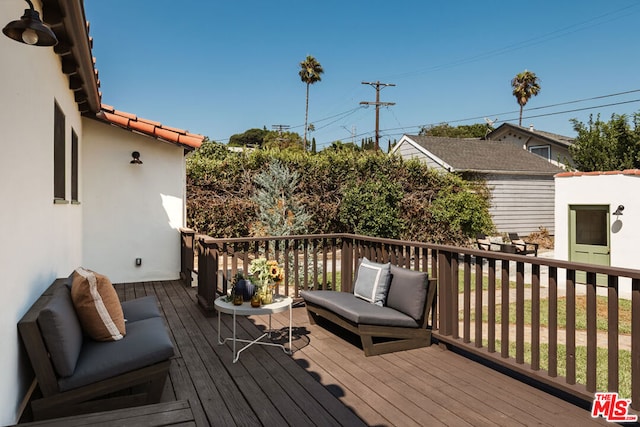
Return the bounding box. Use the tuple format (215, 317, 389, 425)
(234, 280, 246, 301)
(241, 280, 255, 301)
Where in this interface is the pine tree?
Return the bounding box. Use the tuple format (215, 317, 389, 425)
(251, 160, 311, 236)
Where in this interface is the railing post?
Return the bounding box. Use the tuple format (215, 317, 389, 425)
(437, 249, 453, 336)
(180, 228, 195, 286)
(197, 237, 219, 312)
(341, 237, 353, 293)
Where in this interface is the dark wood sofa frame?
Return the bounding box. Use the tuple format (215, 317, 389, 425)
(18, 278, 171, 421)
(303, 276, 437, 357)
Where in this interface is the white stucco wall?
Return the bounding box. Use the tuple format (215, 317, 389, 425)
(82, 119, 185, 283)
(555, 173, 640, 268)
(0, 2, 83, 423)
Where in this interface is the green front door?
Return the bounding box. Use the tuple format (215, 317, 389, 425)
(569, 205, 610, 285)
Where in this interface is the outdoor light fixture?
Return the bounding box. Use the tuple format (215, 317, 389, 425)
(130, 151, 143, 164)
(613, 205, 624, 216)
(2, 0, 58, 47)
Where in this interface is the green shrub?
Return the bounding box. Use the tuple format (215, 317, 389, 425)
(339, 178, 405, 238)
(186, 145, 494, 244)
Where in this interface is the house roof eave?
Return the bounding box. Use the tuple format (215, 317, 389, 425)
(94, 105, 205, 150)
(402, 135, 456, 171)
(43, 0, 101, 114)
(487, 123, 574, 148)
(460, 169, 559, 176)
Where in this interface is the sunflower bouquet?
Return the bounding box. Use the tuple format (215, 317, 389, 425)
(248, 257, 283, 303)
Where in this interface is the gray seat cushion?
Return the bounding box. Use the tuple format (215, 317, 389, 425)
(37, 286, 83, 377)
(386, 265, 429, 321)
(58, 316, 175, 391)
(121, 296, 162, 323)
(301, 290, 419, 328)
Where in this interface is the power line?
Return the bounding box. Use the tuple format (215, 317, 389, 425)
(215, 88, 640, 147)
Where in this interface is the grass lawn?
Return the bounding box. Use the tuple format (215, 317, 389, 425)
(464, 296, 632, 334)
(456, 271, 528, 293)
(496, 340, 632, 399)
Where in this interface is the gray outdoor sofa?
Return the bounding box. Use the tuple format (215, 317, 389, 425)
(18, 277, 174, 421)
(301, 262, 437, 356)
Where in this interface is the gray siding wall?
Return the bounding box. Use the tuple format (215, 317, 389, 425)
(396, 141, 447, 171)
(486, 174, 555, 235)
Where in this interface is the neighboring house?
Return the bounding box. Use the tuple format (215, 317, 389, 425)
(487, 123, 574, 169)
(392, 135, 564, 235)
(0, 1, 203, 424)
(555, 170, 639, 294)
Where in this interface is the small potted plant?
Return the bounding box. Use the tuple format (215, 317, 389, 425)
(230, 272, 244, 305)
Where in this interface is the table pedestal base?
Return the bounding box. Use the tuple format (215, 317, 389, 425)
(216, 301, 292, 363)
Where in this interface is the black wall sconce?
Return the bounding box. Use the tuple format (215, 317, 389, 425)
(613, 205, 624, 216)
(130, 151, 143, 164)
(2, 0, 58, 46)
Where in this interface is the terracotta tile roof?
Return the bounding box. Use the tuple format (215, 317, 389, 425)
(98, 104, 204, 149)
(403, 135, 564, 174)
(555, 169, 640, 178)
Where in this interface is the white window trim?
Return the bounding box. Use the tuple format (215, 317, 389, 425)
(529, 144, 551, 160)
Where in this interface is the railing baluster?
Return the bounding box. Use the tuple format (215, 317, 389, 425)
(475, 255, 483, 348)
(451, 253, 459, 339)
(283, 240, 290, 297)
(463, 254, 471, 344)
(322, 238, 328, 289)
(531, 264, 540, 371)
(501, 259, 510, 358)
(586, 271, 597, 392)
(566, 269, 576, 385)
(437, 250, 453, 337)
(548, 267, 558, 377)
(516, 261, 525, 364)
(294, 239, 300, 290)
(488, 258, 496, 353)
(313, 239, 319, 289)
(331, 238, 337, 291)
(608, 275, 619, 393)
(303, 239, 309, 289)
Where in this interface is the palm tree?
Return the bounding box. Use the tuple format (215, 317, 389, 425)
(511, 70, 541, 126)
(299, 55, 324, 150)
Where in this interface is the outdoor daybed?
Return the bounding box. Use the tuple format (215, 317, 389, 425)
(18, 269, 175, 421)
(301, 259, 437, 356)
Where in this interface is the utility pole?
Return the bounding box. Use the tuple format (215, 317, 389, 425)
(271, 125, 290, 147)
(360, 81, 395, 151)
(340, 125, 356, 144)
(271, 124, 290, 134)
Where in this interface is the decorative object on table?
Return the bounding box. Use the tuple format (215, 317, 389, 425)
(232, 290, 243, 306)
(231, 272, 255, 301)
(250, 291, 262, 307)
(248, 257, 283, 305)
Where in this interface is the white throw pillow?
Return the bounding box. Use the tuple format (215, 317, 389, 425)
(353, 257, 392, 306)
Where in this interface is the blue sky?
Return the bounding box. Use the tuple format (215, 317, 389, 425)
(85, 1, 640, 149)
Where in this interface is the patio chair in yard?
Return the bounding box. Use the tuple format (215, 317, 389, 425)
(476, 233, 491, 251)
(508, 233, 539, 256)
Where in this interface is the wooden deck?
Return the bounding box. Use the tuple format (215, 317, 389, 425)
(23, 279, 614, 426)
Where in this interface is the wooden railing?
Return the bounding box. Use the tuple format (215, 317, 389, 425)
(179, 229, 640, 410)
